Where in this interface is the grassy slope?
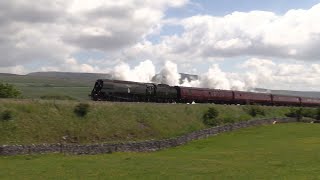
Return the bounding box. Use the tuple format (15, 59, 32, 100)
(0, 99, 291, 145)
(1, 123, 320, 179)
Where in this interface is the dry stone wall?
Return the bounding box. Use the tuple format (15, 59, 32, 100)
(0, 118, 300, 156)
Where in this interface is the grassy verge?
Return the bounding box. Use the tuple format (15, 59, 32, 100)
(1, 123, 320, 179)
(0, 99, 294, 145)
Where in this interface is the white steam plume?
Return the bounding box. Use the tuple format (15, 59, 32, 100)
(111, 60, 254, 90)
(180, 64, 249, 90)
(153, 61, 181, 85)
(112, 60, 156, 82)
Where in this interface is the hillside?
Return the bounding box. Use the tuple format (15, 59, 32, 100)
(27, 71, 111, 84)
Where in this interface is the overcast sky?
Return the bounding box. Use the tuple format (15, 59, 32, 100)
(1, 0, 320, 91)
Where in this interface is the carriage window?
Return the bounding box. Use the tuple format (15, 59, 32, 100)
(189, 90, 192, 95)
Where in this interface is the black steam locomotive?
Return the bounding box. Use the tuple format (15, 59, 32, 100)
(91, 79, 177, 102)
(90, 79, 320, 106)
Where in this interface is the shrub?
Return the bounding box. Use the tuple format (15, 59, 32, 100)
(223, 117, 235, 124)
(202, 107, 220, 126)
(285, 108, 303, 121)
(301, 108, 316, 119)
(244, 105, 265, 117)
(0, 82, 21, 98)
(1, 110, 13, 121)
(316, 107, 320, 120)
(74, 103, 90, 117)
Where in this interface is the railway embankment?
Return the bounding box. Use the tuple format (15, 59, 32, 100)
(2, 99, 319, 156)
(1, 118, 310, 155)
(0, 99, 296, 145)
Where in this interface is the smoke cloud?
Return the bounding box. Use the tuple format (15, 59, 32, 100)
(112, 60, 156, 83)
(153, 61, 181, 85)
(111, 58, 320, 91)
(111, 60, 254, 90)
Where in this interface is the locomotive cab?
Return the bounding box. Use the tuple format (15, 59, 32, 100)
(90, 79, 104, 100)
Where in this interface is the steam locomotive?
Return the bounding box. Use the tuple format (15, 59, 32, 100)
(90, 79, 320, 106)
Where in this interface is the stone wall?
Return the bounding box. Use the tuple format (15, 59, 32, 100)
(0, 118, 300, 156)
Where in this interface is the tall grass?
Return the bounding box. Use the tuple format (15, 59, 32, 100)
(0, 99, 296, 145)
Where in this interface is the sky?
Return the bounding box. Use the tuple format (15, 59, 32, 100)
(1, 0, 320, 91)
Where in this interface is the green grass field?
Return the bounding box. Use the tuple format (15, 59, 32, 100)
(1, 123, 320, 179)
(0, 74, 93, 100)
(0, 99, 292, 145)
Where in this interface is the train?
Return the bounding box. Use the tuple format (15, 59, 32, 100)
(90, 79, 320, 107)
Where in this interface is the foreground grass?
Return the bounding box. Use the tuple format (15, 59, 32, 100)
(1, 123, 320, 179)
(0, 99, 292, 145)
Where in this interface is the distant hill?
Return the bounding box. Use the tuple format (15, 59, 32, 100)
(0, 73, 20, 76)
(28, 72, 111, 82)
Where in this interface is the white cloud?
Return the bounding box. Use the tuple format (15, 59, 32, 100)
(0, 0, 188, 69)
(129, 4, 320, 63)
(63, 0, 189, 51)
(0, 65, 26, 75)
(113, 2, 320, 89)
(40, 57, 104, 73)
(239, 58, 320, 90)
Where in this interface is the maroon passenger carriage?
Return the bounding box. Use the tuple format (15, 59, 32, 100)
(175, 85, 320, 106)
(233, 91, 272, 105)
(300, 97, 320, 107)
(175, 86, 234, 104)
(271, 95, 301, 106)
(176, 86, 273, 105)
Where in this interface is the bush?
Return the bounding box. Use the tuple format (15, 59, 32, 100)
(202, 107, 220, 126)
(244, 105, 265, 117)
(285, 108, 303, 121)
(74, 103, 90, 117)
(316, 107, 320, 120)
(223, 117, 235, 124)
(0, 82, 21, 98)
(301, 108, 316, 119)
(1, 110, 13, 121)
